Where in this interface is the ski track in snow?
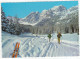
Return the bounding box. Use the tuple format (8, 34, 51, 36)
(2, 32, 79, 58)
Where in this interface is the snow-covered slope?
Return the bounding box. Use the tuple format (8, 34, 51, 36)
(2, 31, 79, 58)
(19, 5, 78, 26)
(19, 11, 40, 25)
(51, 5, 67, 12)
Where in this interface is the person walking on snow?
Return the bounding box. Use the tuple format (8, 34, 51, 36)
(48, 34, 52, 42)
(57, 32, 62, 44)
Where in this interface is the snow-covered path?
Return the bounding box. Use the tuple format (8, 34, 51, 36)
(2, 32, 79, 58)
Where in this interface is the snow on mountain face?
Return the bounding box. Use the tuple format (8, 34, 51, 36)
(59, 6, 78, 21)
(21, 12, 40, 24)
(40, 10, 53, 19)
(68, 6, 78, 12)
(19, 5, 67, 25)
(15, 5, 78, 26)
(51, 5, 67, 12)
(37, 6, 78, 26)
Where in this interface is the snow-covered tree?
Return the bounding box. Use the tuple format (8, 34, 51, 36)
(1, 7, 9, 31)
(12, 15, 22, 35)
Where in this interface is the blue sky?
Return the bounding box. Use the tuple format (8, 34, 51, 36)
(1, 1, 78, 18)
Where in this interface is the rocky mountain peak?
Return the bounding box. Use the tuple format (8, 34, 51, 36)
(51, 5, 67, 12)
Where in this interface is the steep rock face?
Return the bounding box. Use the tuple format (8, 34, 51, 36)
(21, 12, 40, 24)
(53, 6, 78, 33)
(35, 5, 67, 26)
(51, 5, 67, 12)
(68, 6, 78, 12)
(19, 5, 67, 25)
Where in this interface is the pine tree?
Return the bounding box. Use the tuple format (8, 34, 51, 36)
(14, 15, 21, 35)
(1, 7, 9, 31)
(1, 7, 6, 20)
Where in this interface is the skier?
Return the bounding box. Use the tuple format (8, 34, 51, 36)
(57, 32, 62, 44)
(48, 34, 52, 42)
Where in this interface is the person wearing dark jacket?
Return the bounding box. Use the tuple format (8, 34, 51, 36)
(48, 34, 52, 42)
(57, 32, 62, 44)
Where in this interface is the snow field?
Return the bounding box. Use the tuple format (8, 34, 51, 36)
(2, 32, 79, 58)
